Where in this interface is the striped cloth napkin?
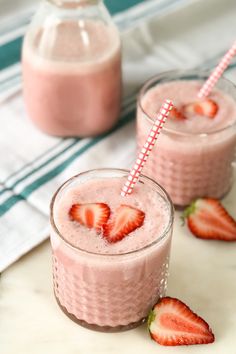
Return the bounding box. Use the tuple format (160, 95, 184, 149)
(0, 0, 236, 271)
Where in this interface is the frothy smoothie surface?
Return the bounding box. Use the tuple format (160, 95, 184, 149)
(141, 80, 236, 134)
(54, 177, 170, 254)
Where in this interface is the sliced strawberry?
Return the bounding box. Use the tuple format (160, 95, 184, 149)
(183, 98, 218, 118)
(183, 198, 236, 241)
(148, 297, 214, 346)
(169, 106, 186, 120)
(69, 203, 110, 230)
(103, 204, 145, 243)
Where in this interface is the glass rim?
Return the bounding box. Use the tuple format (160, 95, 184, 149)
(138, 69, 236, 137)
(50, 168, 174, 257)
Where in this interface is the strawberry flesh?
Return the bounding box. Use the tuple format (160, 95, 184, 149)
(183, 98, 218, 118)
(169, 106, 186, 120)
(103, 204, 145, 243)
(148, 297, 214, 346)
(69, 203, 110, 231)
(183, 198, 236, 241)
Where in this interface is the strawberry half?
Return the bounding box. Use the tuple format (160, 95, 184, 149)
(103, 204, 145, 243)
(183, 198, 236, 241)
(148, 297, 215, 346)
(169, 106, 186, 120)
(69, 203, 110, 230)
(183, 98, 218, 118)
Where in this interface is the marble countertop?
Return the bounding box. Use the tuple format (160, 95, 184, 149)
(2, 182, 236, 354)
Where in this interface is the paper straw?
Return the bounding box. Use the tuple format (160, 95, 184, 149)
(198, 40, 236, 99)
(121, 99, 173, 197)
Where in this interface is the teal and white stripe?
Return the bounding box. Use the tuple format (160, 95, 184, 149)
(0, 93, 135, 192)
(0, 96, 137, 217)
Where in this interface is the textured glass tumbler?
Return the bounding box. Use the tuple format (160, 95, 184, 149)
(50, 168, 174, 332)
(137, 70, 236, 207)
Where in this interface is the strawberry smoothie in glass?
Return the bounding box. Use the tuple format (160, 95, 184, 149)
(22, 0, 122, 137)
(50, 168, 174, 331)
(137, 70, 236, 207)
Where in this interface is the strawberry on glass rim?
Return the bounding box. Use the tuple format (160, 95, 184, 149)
(183, 198, 236, 241)
(148, 297, 214, 346)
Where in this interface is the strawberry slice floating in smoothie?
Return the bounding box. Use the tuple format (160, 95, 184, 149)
(148, 297, 215, 346)
(103, 205, 145, 243)
(69, 203, 110, 230)
(169, 106, 186, 120)
(183, 198, 236, 241)
(183, 98, 219, 118)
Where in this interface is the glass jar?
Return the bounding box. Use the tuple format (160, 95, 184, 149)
(22, 0, 122, 137)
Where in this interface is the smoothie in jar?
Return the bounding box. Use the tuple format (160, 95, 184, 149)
(137, 71, 236, 207)
(50, 169, 174, 331)
(22, 0, 122, 137)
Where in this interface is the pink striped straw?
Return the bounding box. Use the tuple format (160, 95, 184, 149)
(121, 99, 173, 197)
(198, 40, 236, 99)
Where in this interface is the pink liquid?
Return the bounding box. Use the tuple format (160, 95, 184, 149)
(137, 80, 236, 206)
(22, 21, 121, 137)
(50, 174, 173, 330)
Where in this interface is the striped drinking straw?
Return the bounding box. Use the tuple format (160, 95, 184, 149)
(198, 40, 236, 99)
(121, 99, 173, 197)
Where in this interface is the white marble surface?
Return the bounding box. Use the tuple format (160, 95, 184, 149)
(1, 180, 236, 353)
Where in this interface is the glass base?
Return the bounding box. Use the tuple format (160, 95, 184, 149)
(55, 294, 147, 332)
(173, 184, 233, 210)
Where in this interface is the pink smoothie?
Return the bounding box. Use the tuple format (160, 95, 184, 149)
(137, 80, 236, 206)
(22, 20, 121, 137)
(50, 171, 173, 330)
